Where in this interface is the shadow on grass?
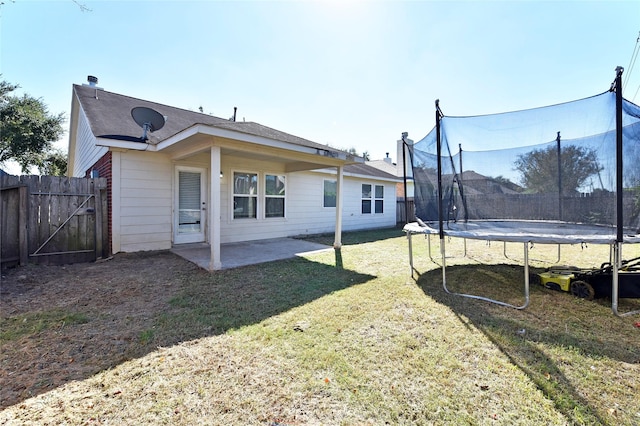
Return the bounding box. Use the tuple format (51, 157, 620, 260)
(0, 251, 374, 409)
(415, 263, 640, 425)
(156, 255, 374, 343)
(298, 226, 404, 246)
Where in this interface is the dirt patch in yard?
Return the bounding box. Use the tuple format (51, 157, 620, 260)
(0, 251, 200, 409)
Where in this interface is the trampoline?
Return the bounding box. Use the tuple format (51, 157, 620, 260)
(402, 67, 640, 316)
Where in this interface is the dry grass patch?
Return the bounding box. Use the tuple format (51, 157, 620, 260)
(1, 228, 639, 425)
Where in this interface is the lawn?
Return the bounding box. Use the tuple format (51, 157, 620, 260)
(1, 228, 639, 425)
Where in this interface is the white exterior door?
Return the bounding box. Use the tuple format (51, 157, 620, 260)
(174, 166, 206, 244)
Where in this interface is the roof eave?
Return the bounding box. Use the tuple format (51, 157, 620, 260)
(313, 167, 401, 182)
(95, 137, 154, 151)
(156, 124, 363, 164)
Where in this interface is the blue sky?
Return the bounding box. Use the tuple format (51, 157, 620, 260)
(1, 0, 639, 174)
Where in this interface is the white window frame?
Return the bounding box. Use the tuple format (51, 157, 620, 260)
(374, 184, 384, 214)
(232, 170, 258, 220)
(361, 183, 384, 215)
(264, 173, 286, 219)
(323, 179, 337, 208)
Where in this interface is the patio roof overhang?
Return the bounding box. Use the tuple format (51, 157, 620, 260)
(96, 123, 362, 172)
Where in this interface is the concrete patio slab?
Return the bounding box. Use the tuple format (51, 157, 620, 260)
(171, 237, 332, 270)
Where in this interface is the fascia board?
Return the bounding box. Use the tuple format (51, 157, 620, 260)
(67, 93, 80, 177)
(95, 137, 155, 151)
(313, 167, 402, 182)
(156, 124, 354, 161)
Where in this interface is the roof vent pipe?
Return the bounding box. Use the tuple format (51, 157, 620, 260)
(87, 75, 98, 86)
(233, 107, 237, 122)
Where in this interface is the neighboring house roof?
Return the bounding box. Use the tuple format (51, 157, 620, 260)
(73, 84, 351, 157)
(366, 158, 414, 182)
(413, 168, 522, 195)
(343, 163, 401, 181)
(366, 159, 398, 176)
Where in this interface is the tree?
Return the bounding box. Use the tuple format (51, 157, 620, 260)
(514, 144, 603, 194)
(344, 147, 370, 161)
(0, 79, 65, 174)
(38, 149, 68, 176)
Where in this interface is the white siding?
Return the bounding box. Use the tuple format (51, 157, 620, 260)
(72, 108, 108, 177)
(111, 150, 397, 251)
(117, 151, 173, 252)
(219, 157, 397, 244)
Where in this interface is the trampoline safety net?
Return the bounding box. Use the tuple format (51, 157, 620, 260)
(410, 87, 640, 240)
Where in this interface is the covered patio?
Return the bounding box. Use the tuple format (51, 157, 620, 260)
(171, 237, 332, 270)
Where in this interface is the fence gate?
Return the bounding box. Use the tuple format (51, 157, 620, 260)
(1, 175, 108, 267)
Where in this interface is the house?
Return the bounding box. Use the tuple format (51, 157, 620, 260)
(367, 135, 415, 200)
(366, 136, 415, 223)
(67, 77, 399, 270)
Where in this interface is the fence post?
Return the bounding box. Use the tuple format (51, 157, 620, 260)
(19, 185, 28, 266)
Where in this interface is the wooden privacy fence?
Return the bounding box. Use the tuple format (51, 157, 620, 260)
(1, 175, 108, 267)
(397, 198, 416, 225)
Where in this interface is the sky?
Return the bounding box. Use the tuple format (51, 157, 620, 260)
(1, 0, 639, 175)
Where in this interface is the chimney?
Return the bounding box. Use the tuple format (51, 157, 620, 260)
(384, 152, 392, 164)
(87, 75, 98, 87)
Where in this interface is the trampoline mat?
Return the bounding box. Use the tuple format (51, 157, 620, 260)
(403, 220, 640, 245)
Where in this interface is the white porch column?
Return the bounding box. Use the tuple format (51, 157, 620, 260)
(209, 146, 222, 270)
(334, 165, 344, 249)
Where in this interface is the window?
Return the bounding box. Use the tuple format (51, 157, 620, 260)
(233, 172, 258, 219)
(375, 184, 384, 213)
(361, 184, 372, 214)
(362, 184, 384, 214)
(324, 179, 336, 207)
(265, 174, 286, 218)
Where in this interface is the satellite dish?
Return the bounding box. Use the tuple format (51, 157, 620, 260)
(131, 107, 165, 141)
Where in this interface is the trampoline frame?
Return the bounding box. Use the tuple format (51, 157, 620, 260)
(404, 225, 639, 316)
(405, 67, 639, 317)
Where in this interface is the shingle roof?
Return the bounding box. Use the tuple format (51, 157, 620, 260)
(366, 159, 399, 176)
(343, 163, 400, 180)
(73, 84, 350, 155)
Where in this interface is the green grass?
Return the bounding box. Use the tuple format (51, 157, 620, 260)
(1, 228, 639, 425)
(0, 309, 88, 343)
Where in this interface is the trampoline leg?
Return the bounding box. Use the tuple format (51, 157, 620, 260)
(522, 242, 531, 309)
(441, 237, 447, 289)
(427, 234, 438, 264)
(611, 242, 640, 317)
(503, 241, 560, 265)
(441, 238, 529, 310)
(407, 232, 414, 278)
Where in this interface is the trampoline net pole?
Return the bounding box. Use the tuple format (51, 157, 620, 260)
(612, 241, 640, 317)
(612, 242, 619, 314)
(523, 242, 531, 309)
(440, 237, 447, 289)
